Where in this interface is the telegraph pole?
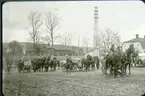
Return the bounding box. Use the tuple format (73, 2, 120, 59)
(78, 36, 80, 56)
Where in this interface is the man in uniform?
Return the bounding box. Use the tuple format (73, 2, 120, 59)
(52, 57, 57, 71)
(109, 44, 117, 59)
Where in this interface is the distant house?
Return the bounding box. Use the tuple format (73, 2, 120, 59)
(84, 48, 100, 58)
(122, 34, 145, 53)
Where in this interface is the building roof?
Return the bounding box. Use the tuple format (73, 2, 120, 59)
(3, 42, 91, 54)
(123, 37, 145, 49)
(85, 47, 98, 54)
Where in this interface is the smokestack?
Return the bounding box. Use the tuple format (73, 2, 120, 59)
(136, 34, 139, 38)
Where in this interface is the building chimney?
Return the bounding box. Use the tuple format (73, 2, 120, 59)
(136, 34, 139, 38)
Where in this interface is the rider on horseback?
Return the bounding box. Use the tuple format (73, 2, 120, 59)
(109, 44, 116, 58)
(65, 55, 73, 71)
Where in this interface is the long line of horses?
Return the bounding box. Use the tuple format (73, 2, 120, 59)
(17, 45, 137, 78)
(17, 55, 100, 73)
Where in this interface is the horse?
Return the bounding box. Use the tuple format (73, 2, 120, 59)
(82, 55, 94, 71)
(17, 60, 31, 73)
(122, 45, 135, 75)
(104, 48, 124, 78)
(17, 60, 24, 73)
(44, 55, 51, 72)
(93, 56, 100, 69)
(31, 57, 41, 72)
(39, 56, 46, 72)
(50, 57, 58, 71)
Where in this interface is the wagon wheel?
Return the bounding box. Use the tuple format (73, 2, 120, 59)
(72, 65, 78, 72)
(138, 60, 143, 67)
(78, 67, 83, 71)
(101, 63, 106, 75)
(62, 65, 66, 72)
(18, 69, 21, 73)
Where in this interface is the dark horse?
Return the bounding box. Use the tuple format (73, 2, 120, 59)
(93, 56, 100, 69)
(105, 51, 123, 78)
(17, 60, 24, 73)
(104, 46, 127, 77)
(122, 44, 135, 75)
(105, 45, 135, 77)
(82, 55, 94, 71)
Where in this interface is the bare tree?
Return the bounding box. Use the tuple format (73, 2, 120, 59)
(27, 11, 43, 55)
(8, 41, 23, 55)
(45, 11, 60, 55)
(40, 36, 51, 47)
(59, 32, 73, 51)
(95, 28, 122, 54)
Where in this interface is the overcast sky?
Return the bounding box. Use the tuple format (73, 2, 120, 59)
(2, 1, 145, 47)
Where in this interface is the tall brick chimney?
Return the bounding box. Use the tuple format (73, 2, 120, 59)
(136, 34, 139, 38)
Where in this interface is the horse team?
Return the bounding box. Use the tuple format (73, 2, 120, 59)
(101, 44, 136, 78)
(17, 55, 100, 73)
(17, 44, 136, 78)
(17, 55, 60, 73)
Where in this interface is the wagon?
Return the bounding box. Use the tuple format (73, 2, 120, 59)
(71, 58, 83, 71)
(60, 60, 67, 72)
(60, 58, 83, 72)
(137, 53, 145, 67)
(23, 60, 32, 72)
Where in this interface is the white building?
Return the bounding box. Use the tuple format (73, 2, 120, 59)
(122, 34, 145, 53)
(84, 48, 100, 58)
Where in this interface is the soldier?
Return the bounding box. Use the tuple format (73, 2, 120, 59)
(52, 57, 57, 71)
(110, 44, 115, 52)
(96, 56, 100, 69)
(65, 55, 69, 61)
(65, 55, 72, 72)
(109, 44, 116, 57)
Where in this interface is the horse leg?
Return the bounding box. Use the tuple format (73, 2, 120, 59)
(46, 67, 48, 72)
(54, 66, 56, 71)
(129, 63, 131, 75)
(85, 66, 87, 71)
(86, 66, 87, 71)
(105, 64, 107, 75)
(92, 64, 94, 70)
(41, 66, 43, 72)
(50, 66, 52, 71)
(54, 66, 55, 71)
(97, 64, 99, 69)
(121, 64, 124, 74)
(114, 64, 119, 78)
(124, 63, 127, 75)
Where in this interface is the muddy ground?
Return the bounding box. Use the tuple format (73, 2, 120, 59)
(3, 67, 145, 96)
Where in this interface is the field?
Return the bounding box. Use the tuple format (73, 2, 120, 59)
(3, 67, 145, 96)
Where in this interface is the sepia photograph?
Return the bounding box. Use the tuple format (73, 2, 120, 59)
(2, 1, 145, 96)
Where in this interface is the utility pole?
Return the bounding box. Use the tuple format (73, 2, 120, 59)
(78, 36, 80, 56)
